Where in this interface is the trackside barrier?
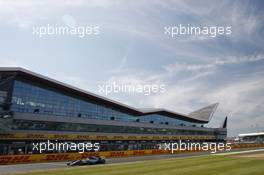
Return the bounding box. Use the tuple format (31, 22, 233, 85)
(0, 150, 170, 165)
(0, 149, 202, 165)
(0, 144, 263, 165)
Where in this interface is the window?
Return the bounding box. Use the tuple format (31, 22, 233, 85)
(34, 109, 39, 113)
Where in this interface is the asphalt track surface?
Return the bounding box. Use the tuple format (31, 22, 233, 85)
(0, 148, 263, 175)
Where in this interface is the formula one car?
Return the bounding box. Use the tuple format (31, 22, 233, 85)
(67, 156, 106, 166)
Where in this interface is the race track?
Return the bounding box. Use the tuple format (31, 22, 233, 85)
(0, 148, 263, 175)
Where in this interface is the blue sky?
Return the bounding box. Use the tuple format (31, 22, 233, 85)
(0, 0, 264, 136)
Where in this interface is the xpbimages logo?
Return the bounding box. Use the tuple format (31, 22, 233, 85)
(158, 141, 232, 154)
(97, 81, 166, 96)
(32, 15, 100, 38)
(32, 24, 100, 38)
(164, 24, 232, 38)
(32, 140, 100, 153)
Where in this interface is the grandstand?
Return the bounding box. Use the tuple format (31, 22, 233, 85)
(0, 67, 227, 155)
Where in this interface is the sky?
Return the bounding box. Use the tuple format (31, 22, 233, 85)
(0, 0, 264, 136)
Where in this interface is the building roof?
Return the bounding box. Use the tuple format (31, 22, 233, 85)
(0, 67, 219, 123)
(188, 103, 219, 121)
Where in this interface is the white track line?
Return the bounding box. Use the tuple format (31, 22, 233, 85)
(214, 148, 264, 156)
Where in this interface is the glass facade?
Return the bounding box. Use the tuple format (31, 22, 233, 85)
(11, 80, 202, 127)
(11, 80, 136, 122)
(11, 120, 213, 136)
(140, 114, 202, 127)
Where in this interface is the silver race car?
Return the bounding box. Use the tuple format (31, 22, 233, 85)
(67, 156, 106, 166)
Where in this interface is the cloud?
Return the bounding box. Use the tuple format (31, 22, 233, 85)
(0, 0, 120, 28)
(164, 54, 264, 73)
(205, 76, 264, 116)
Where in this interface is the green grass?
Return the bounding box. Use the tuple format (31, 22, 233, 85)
(7, 155, 264, 175)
